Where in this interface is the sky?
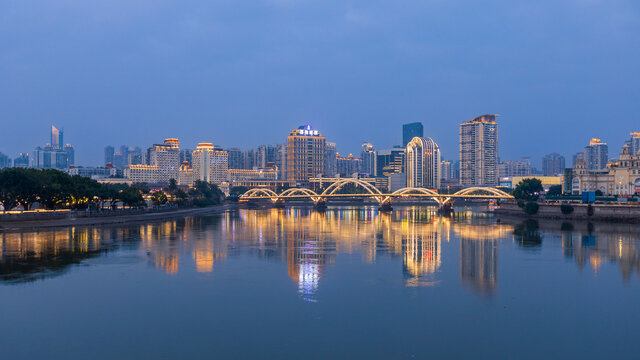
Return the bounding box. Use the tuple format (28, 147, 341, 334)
(1, 0, 639, 167)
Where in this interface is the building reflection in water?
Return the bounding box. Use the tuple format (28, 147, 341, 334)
(2, 208, 640, 295)
(453, 214, 511, 295)
(562, 226, 640, 280)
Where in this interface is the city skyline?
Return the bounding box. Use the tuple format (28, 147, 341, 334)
(2, 1, 639, 166)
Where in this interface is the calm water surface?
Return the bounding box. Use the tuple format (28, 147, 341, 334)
(1, 206, 639, 359)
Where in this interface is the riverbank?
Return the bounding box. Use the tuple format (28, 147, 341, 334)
(495, 202, 640, 223)
(0, 204, 235, 230)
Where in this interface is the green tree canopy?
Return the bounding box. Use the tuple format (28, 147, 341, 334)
(512, 178, 543, 201)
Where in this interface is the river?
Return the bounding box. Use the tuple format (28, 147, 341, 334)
(1, 206, 639, 359)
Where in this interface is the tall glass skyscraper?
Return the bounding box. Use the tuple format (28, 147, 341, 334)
(402, 122, 424, 147)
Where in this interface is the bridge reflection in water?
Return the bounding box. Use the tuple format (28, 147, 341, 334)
(1, 208, 640, 300)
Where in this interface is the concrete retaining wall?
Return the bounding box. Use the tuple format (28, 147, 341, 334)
(495, 202, 640, 222)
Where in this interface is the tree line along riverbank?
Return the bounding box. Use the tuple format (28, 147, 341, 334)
(0, 168, 225, 212)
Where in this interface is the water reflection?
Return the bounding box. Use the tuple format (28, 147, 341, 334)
(2, 207, 640, 297)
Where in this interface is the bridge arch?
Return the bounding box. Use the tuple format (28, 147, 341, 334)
(320, 178, 384, 203)
(278, 188, 321, 202)
(442, 187, 513, 205)
(240, 188, 279, 201)
(387, 187, 442, 205)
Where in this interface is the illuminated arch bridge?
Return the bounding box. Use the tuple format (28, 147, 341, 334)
(239, 178, 513, 207)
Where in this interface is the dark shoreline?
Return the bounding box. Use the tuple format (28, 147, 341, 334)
(0, 204, 235, 230)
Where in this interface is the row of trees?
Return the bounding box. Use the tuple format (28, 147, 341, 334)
(0, 168, 144, 210)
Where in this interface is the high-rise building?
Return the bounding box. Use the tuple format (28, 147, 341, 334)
(583, 138, 608, 170)
(178, 162, 194, 186)
(625, 132, 640, 155)
(64, 145, 75, 167)
(51, 125, 63, 149)
(286, 125, 326, 182)
(30, 125, 74, 169)
(440, 160, 452, 181)
(376, 147, 405, 178)
(149, 138, 180, 183)
(402, 122, 424, 147)
(542, 153, 565, 176)
(324, 142, 337, 177)
(13, 153, 29, 168)
(104, 146, 115, 166)
(336, 153, 361, 176)
(192, 143, 229, 185)
(227, 148, 244, 169)
(361, 143, 377, 176)
(498, 159, 533, 178)
(0, 152, 11, 168)
(406, 137, 441, 189)
(460, 115, 498, 187)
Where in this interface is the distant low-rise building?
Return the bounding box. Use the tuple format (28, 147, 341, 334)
(124, 165, 160, 184)
(66, 166, 117, 178)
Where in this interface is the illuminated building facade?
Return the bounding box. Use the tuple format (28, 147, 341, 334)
(228, 168, 278, 182)
(124, 164, 160, 183)
(192, 143, 229, 185)
(406, 137, 441, 189)
(178, 161, 194, 186)
(376, 147, 405, 177)
(149, 138, 180, 183)
(286, 125, 326, 183)
(460, 114, 498, 187)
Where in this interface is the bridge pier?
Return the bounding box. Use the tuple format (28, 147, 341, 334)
(274, 199, 286, 209)
(314, 199, 327, 212)
(437, 202, 453, 215)
(378, 202, 393, 212)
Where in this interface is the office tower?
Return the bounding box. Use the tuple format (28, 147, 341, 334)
(51, 125, 63, 149)
(104, 146, 115, 166)
(406, 137, 441, 189)
(30, 125, 74, 169)
(324, 142, 337, 177)
(0, 152, 11, 168)
(498, 159, 533, 178)
(149, 138, 180, 183)
(286, 125, 326, 182)
(376, 147, 405, 177)
(227, 148, 244, 169)
(542, 153, 566, 176)
(13, 153, 29, 168)
(402, 122, 424, 147)
(583, 138, 608, 170)
(336, 153, 362, 176)
(361, 143, 377, 176)
(127, 147, 143, 166)
(192, 143, 228, 185)
(244, 148, 258, 169)
(64, 145, 75, 167)
(459, 114, 498, 187)
(625, 132, 640, 155)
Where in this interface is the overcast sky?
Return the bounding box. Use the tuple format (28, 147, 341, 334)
(1, 0, 639, 167)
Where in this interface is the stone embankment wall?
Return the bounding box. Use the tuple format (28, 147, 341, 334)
(495, 202, 640, 222)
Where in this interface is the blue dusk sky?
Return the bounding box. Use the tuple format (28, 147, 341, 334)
(1, 0, 639, 167)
